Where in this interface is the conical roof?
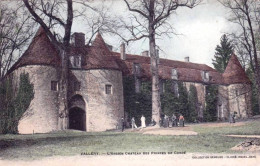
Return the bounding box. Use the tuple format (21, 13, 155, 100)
(92, 32, 109, 50)
(9, 26, 60, 73)
(223, 53, 251, 84)
(81, 33, 120, 70)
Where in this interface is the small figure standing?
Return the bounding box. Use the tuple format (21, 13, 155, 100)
(163, 115, 169, 128)
(131, 117, 137, 130)
(121, 117, 125, 132)
(229, 112, 236, 123)
(171, 114, 177, 127)
(151, 119, 156, 126)
(179, 114, 185, 127)
(141, 115, 146, 128)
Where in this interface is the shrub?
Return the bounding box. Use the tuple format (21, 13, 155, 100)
(0, 73, 34, 134)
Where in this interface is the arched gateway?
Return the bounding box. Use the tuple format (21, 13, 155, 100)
(68, 95, 86, 131)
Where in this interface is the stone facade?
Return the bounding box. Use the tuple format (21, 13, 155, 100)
(228, 84, 252, 118)
(5, 28, 252, 134)
(217, 85, 229, 120)
(68, 69, 124, 132)
(12, 65, 59, 134)
(183, 82, 206, 120)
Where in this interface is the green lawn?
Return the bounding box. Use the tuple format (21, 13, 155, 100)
(0, 120, 260, 160)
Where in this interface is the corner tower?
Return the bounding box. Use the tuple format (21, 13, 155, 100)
(223, 54, 252, 118)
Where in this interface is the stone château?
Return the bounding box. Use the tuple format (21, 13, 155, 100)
(6, 27, 252, 134)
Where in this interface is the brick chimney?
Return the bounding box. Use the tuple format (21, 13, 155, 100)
(120, 43, 126, 60)
(184, 56, 189, 62)
(71, 32, 85, 47)
(141, 51, 149, 57)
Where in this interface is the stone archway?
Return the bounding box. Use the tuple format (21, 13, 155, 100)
(68, 95, 86, 131)
(69, 107, 86, 131)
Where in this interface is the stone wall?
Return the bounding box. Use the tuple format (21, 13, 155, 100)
(12, 65, 59, 134)
(183, 82, 206, 119)
(228, 83, 252, 118)
(217, 85, 229, 120)
(69, 69, 124, 132)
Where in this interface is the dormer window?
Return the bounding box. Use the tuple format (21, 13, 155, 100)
(69, 55, 81, 68)
(133, 63, 141, 76)
(171, 68, 178, 80)
(201, 71, 209, 82)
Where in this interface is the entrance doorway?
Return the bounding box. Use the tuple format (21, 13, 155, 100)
(69, 107, 86, 131)
(68, 95, 86, 131)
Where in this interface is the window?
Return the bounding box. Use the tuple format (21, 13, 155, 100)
(201, 71, 209, 82)
(159, 80, 165, 94)
(235, 90, 238, 96)
(105, 85, 112, 94)
(171, 68, 178, 80)
(74, 56, 80, 67)
(74, 81, 81, 91)
(135, 78, 141, 93)
(133, 63, 141, 76)
(51, 81, 58, 91)
(172, 81, 179, 97)
(69, 55, 81, 68)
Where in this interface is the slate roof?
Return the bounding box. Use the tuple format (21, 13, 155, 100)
(8, 28, 250, 85)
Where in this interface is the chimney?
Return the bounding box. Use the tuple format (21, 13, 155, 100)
(120, 43, 126, 60)
(141, 51, 149, 57)
(184, 56, 189, 62)
(71, 32, 85, 47)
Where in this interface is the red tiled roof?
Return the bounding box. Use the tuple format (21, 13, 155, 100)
(112, 52, 224, 84)
(80, 32, 120, 70)
(8, 29, 249, 85)
(8, 27, 60, 74)
(223, 54, 251, 84)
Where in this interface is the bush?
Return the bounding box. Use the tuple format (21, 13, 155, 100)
(204, 85, 218, 122)
(0, 73, 34, 134)
(123, 76, 152, 126)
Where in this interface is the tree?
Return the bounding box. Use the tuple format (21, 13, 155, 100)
(0, 73, 34, 134)
(204, 85, 218, 122)
(22, 0, 106, 130)
(0, 3, 35, 79)
(220, 0, 260, 112)
(188, 84, 198, 122)
(212, 34, 233, 73)
(114, 0, 201, 126)
(22, 0, 74, 130)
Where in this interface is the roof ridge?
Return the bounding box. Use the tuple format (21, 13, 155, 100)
(112, 51, 216, 72)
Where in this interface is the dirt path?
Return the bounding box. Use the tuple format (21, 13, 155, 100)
(125, 120, 247, 136)
(142, 128, 197, 136)
(1, 153, 259, 166)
